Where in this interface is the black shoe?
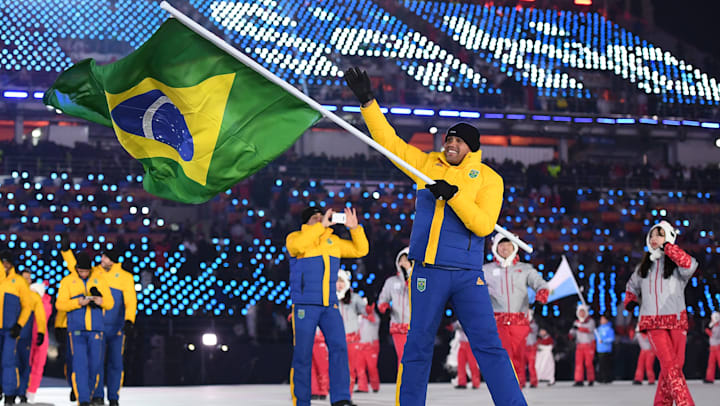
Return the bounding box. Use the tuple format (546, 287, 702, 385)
(331, 401, 355, 406)
(109, 401, 119, 406)
(79, 403, 90, 406)
(92, 398, 104, 406)
(573, 381, 584, 387)
(5, 395, 15, 405)
(70, 390, 76, 402)
(632, 380, 642, 385)
(311, 395, 321, 400)
(372, 389, 379, 393)
(454, 385, 467, 389)
(588, 381, 594, 387)
(354, 389, 368, 393)
(318, 395, 327, 400)
(18, 396, 26, 404)
(530, 384, 537, 388)
(703, 379, 714, 384)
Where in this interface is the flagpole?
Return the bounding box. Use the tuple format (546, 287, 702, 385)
(563, 255, 587, 306)
(159, 1, 533, 253)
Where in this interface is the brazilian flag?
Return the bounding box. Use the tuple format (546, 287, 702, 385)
(44, 19, 321, 203)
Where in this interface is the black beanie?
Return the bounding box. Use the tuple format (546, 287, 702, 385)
(103, 247, 120, 263)
(0, 250, 13, 264)
(445, 122, 480, 152)
(75, 251, 92, 270)
(301, 206, 323, 224)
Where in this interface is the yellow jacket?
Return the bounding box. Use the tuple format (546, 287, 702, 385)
(20, 290, 47, 337)
(56, 272, 114, 332)
(0, 268, 33, 329)
(286, 223, 368, 306)
(361, 100, 503, 269)
(62, 250, 136, 331)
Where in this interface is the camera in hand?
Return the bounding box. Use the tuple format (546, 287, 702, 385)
(331, 212, 346, 224)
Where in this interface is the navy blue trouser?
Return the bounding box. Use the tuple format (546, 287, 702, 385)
(291, 304, 350, 406)
(397, 264, 527, 406)
(17, 337, 31, 396)
(69, 331, 103, 403)
(0, 330, 20, 396)
(93, 330, 125, 401)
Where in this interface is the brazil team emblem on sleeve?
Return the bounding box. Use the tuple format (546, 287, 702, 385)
(469, 169, 479, 178)
(417, 277, 427, 292)
(476, 277, 485, 285)
(297, 309, 305, 320)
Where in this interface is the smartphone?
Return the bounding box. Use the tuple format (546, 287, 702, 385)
(331, 213, 346, 224)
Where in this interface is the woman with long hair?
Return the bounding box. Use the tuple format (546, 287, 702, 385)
(624, 220, 697, 406)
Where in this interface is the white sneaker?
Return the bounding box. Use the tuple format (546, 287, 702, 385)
(26, 392, 36, 404)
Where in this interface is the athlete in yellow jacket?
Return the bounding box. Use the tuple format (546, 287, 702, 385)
(346, 67, 526, 406)
(60, 237, 136, 406)
(56, 252, 114, 406)
(286, 207, 368, 406)
(0, 251, 34, 404)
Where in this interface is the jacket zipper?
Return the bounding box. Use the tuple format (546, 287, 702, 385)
(300, 273, 305, 294)
(654, 262, 659, 315)
(467, 231, 472, 250)
(505, 267, 511, 311)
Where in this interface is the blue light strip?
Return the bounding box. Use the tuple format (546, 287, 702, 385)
(439, 110, 460, 117)
(616, 118, 636, 124)
(390, 107, 412, 115)
(460, 111, 481, 118)
(33, 92, 44, 99)
(573, 117, 594, 123)
(682, 120, 700, 127)
(701, 122, 720, 129)
(532, 115, 551, 121)
(662, 119, 681, 126)
(342, 106, 361, 113)
(413, 108, 435, 116)
(484, 113, 504, 119)
(552, 116, 572, 122)
(321, 105, 337, 111)
(3, 91, 28, 99)
(639, 118, 658, 125)
(506, 114, 526, 120)
(597, 118, 616, 124)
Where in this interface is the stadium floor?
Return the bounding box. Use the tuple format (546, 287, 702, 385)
(31, 381, 717, 405)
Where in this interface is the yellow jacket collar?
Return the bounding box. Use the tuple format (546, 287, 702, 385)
(438, 148, 483, 168)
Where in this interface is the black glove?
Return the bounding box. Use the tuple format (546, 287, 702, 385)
(59, 233, 71, 251)
(344, 67, 374, 105)
(426, 180, 458, 201)
(10, 323, 21, 339)
(89, 287, 102, 297)
(54, 327, 67, 342)
(124, 320, 134, 336)
(625, 301, 638, 313)
(36, 332, 44, 346)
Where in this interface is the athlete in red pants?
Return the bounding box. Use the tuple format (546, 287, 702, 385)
(378, 247, 411, 367)
(704, 312, 720, 383)
(632, 326, 656, 385)
(524, 317, 539, 388)
(484, 234, 548, 388)
(624, 220, 697, 406)
(356, 303, 380, 393)
(311, 328, 329, 399)
(338, 270, 370, 394)
(570, 305, 596, 386)
(454, 322, 481, 389)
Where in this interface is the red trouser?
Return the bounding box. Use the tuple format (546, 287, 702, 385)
(634, 349, 656, 384)
(355, 341, 380, 392)
(311, 340, 329, 396)
(496, 323, 530, 387)
(391, 332, 407, 366)
(346, 333, 361, 393)
(706, 345, 720, 382)
(574, 342, 595, 383)
(457, 341, 481, 388)
(524, 344, 538, 387)
(647, 329, 694, 406)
